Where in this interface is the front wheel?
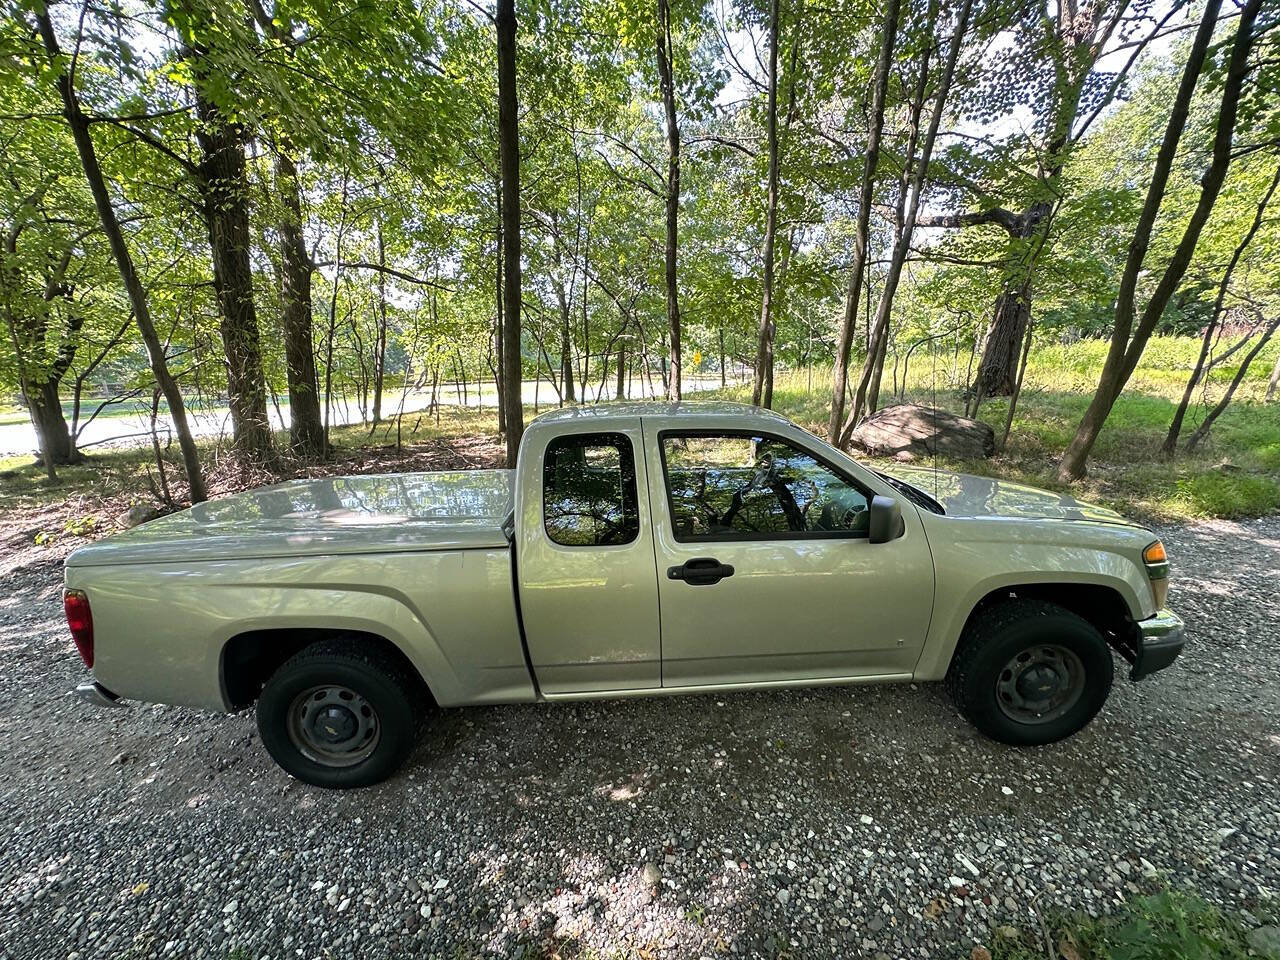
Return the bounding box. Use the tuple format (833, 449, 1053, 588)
(257, 638, 424, 788)
(945, 598, 1114, 746)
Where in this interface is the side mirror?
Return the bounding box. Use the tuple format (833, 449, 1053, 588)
(868, 495, 904, 544)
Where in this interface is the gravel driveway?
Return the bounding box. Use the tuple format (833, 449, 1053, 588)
(1, 516, 1278, 960)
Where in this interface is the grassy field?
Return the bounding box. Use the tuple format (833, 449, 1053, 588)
(1, 336, 1278, 528)
(718, 335, 1280, 522)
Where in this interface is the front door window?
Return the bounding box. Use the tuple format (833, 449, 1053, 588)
(661, 433, 871, 540)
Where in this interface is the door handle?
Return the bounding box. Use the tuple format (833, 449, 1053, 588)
(667, 557, 735, 586)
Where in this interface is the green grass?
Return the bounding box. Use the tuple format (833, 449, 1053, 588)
(715, 335, 1280, 522)
(991, 890, 1268, 960)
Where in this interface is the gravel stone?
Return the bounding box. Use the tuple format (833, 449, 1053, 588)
(1, 516, 1278, 958)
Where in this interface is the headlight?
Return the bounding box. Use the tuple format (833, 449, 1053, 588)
(1143, 540, 1169, 609)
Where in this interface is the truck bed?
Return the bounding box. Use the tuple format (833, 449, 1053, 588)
(67, 470, 515, 566)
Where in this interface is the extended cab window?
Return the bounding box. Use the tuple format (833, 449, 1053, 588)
(543, 433, 640, 546)
(662, 432, 871, 541)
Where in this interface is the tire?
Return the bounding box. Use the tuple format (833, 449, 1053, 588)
(256, 638, 425, 788)
(945, 597, 1114, 746)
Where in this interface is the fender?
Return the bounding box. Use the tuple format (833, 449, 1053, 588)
(912, 521, 1156, 682)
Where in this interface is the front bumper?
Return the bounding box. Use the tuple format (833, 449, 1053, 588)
(1127, 609, 1186, 681)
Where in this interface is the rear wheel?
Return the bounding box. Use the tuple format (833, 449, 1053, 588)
(945, 598, 1114, 746)
(257, 638, 424, 788)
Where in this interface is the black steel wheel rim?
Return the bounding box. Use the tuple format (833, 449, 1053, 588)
(995, 644, 1086, 725)
(287, 684, 381, 767)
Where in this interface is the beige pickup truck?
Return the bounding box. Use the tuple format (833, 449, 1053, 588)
(64, 402, 1184, 788)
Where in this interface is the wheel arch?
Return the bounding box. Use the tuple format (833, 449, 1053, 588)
(220, 628, 434, 711)
(916, 579, 1140, 682)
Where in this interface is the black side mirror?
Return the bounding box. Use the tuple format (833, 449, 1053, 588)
(868, 495, 904, 544)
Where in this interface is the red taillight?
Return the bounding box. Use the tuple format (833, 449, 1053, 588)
(64, 590, 94, 667)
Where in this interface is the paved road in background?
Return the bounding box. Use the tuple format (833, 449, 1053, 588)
(0, 376, 732, 457)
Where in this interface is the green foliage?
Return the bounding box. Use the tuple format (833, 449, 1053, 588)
(992, 891, 1264, 960)
(0, 0, 1276, 502)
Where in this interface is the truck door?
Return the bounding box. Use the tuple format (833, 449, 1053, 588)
(644, 423, 934, 687)
(515, 419, 661, 694)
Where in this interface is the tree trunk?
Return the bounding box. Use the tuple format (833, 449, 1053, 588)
(1267, 353, 1280, 401)
(190, 71, 274, 461)
(974, 214, 1044, 398)
(1058, 0, 1258, 481)
(1185, 314, 1280, 451)
(2, 263, 82, 466)
(35, 10, 207, 501)
(372, 221, 388, 426)
(616, 339, 626, 399)
(28, 379, 75, 464)
(273, 150, 325, 458)
(497, 0, 524, 465)
(718, 321, 727, 388)
(751, 0, 781, 408)
(828, 0, 899, 441)
(975, 282, 1031, 397)
(842, 0, 970, 441)
(493, 176, 507, 434)
(556, 280, 576, 403)
(1163, 163, 1279, 456)
(1000, 317, 1035, 452)
(657, 0, 682, 401)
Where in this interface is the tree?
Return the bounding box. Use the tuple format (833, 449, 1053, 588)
(497, 0, 524, 464)
(32, 5, 208, 502)
(1162, 162, 1280, 456)
(166, 0, 274, 462)
(842, 0, 974, 441)
(828, 0, 899, 442)
(750, 0, 781, 408)
(918, 0, 1145, 398)
(1058, 0, 1265, 481)
(657, 0, 683, 400)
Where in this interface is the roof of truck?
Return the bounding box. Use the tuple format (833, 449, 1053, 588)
(529, 400, 792, 425)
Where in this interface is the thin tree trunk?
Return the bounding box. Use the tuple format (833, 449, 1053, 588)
(719, 320, 727, 388)
(657, 0, 682, 401)
(842, 0, 969, 442)
(1186, 313, 1280, 451)
(35, 10, 207, 501)
(557, 279, 576, 403)
(273, 150, 325, 458)
(241, 1, 325, 457)
(1163, 163, 1279, 456)
(828, 0, 900, 441)
(751, 0, 781, 408)
(148, 388, 173, 505)
(1000, 317, 1035, 453)
(322, 173, 349, 450)
(1267, 353, 1280, 401)
(497, 0, 524, 464)
(1059, 0, 1259, 481)
(372, 221, 388, 426)
(616, 332, 627, 400)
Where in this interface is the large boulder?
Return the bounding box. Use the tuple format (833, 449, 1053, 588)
(848, 403, 995, 460)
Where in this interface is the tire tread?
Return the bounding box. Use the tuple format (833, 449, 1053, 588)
(945, 596, 1113, 744)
